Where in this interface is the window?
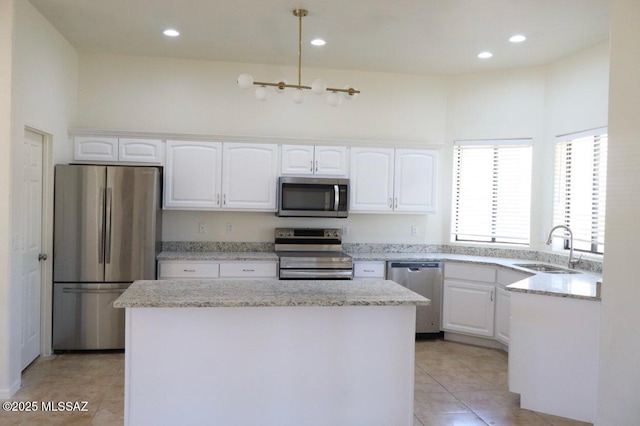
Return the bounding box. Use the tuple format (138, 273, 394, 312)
(452, 140, 532, 245)
(553, 128, 608, 254)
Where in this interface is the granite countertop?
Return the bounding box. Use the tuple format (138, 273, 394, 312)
(114, 279, 431, 308)
(157, 251, 279, 261)
(157, 251, 602, 301)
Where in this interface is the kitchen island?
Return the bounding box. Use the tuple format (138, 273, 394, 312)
(114, 279, 429, 426)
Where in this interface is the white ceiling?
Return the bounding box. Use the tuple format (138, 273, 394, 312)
(28, 0, 610, 76)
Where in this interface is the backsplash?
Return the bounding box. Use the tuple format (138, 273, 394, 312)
(162, 241, 602, 274)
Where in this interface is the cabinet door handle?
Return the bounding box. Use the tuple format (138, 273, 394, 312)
(491, 290, 494, 302)
(315, 160, 319, 172)
(388, 198, 393, 208)
(216, 194, 220, 206)
(310, 161, 313, 172)
(184, 269, 196, 272)
(394, 197, 398, 208)
(242, 269, 255, 272)
(223, 194, 226, 205)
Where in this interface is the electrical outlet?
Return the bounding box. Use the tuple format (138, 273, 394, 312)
(411, 225, 419, 236)
(198, 223, 206, 234)
(226, 223, 234, 234)
(342, 225, 349, 236)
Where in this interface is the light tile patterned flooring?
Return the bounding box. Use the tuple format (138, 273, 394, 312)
(0, 340, 591, 425)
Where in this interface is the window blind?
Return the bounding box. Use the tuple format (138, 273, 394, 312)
(553, 128, 607, 254)
(452, 140, 532, 245)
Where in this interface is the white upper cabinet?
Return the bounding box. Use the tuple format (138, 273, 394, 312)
(222, 143, 279, 210)
(164, 141, 278, 211)
(164, 140, 222, 210)
(394, 149, 437, 212)
(118, 138, 163, 163)
(281, 145, 347, 176)
(350, 147, 437, 213)
(350, 148, 395, 212)
(74, 137, 119, 162)
(74, 136, 163, 164)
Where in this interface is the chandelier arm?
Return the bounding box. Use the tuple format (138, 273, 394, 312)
(253, 81, 312, 90)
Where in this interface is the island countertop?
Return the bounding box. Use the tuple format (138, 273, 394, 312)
(113, 279, 430, 308)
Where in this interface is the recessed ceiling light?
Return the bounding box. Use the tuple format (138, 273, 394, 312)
(509, 34, 527, 43)
(163, 29, 180, 37)
(310, 39, 326, 46)
(477, 51, 493, 59)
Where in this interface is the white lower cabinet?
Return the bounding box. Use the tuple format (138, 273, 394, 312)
(158, 260, 277, 280)
(442, 279, 495, 337)
(158, 261, 220, 279)
(353, 261, 386, 280)
(219, 262, 278, 279)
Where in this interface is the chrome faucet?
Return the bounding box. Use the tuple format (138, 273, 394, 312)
(545, 225, 580, 269)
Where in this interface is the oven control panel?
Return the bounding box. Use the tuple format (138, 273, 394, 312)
(275, 228, 342, 240)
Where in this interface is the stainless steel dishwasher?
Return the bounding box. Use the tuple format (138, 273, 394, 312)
(386, 261, 442, 336)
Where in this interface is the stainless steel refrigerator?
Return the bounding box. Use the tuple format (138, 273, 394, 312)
(53, 165, 162, 350)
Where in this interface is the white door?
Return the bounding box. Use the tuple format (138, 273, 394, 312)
(442, 279, 495, 337)
(349, 147, 394, 212)
(21, 129, 44, 369)
(394, 149, 438, 212)
(222, 143, 279, 210)
(281, 145, 315, 175)
(164, 140, 222, 209)
(314, 146, 348, 176)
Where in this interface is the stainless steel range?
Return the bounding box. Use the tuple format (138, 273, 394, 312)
(275, 228, 353, 280)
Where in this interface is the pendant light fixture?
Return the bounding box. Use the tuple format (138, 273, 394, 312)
(236, 9, 360, 106)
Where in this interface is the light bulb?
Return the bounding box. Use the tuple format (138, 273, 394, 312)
(327, 91, 342, 107)
(291, 89, 306, 104)
(341, 86, 358, 101)
(237, 73, 254, 89)
(311, 79, 327, 95)
(255, 85, 270, 101)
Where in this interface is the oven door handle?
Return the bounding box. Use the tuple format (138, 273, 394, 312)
(334, 185, 340, 211)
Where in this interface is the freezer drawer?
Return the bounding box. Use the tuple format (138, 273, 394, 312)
(53, 283, 129, 350)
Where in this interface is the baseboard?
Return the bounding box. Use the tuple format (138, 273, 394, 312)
(0, 377, 21, 399)
(444, 332, 508, 351)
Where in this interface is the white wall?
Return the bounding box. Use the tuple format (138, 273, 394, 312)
(0, 0, 16, 399)
(77, 53, 450, 243)
(0, 0, 77, 398)
(597, 0, 640, 424)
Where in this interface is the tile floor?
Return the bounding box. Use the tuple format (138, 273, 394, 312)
(0, 340, 591, 426)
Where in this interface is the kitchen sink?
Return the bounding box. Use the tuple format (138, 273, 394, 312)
(513, 263, 581, 274)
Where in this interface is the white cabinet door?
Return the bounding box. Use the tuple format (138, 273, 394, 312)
(164, 140, 222, 209)
(281, 145, 347, 176)
(74, 137, 119, 162)
(222, 143, 279, 210)
(314, 146, 348, 176)
(281, 145, 315, 175)
(119, 138, 163, 163)
(495, 287, 511, 345)
(349, 147, 394, 212)
(442, 279, 495, 337)
(394, 149, 437, 212)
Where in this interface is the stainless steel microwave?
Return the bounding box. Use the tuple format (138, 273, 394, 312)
(277, 177, 349, 218)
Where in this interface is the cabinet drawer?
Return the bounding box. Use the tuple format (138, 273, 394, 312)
(444, 262, 496, 283)
(353, 262, 386, 278)
(219, 262, 278, 278)
(158, 262, 219, 279)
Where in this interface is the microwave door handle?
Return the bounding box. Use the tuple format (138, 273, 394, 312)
(334, 185, 340, 211)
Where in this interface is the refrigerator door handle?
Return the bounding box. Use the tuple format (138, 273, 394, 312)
(99, 187, 105, 263)
(105, 187, 112, 264)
